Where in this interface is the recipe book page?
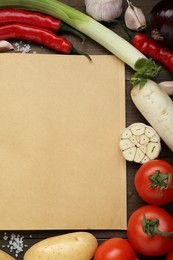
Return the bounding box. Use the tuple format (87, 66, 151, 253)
(0, 53, 126, 230)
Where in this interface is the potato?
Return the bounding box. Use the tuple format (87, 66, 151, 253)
(0, 250, 15, 260)
(24, 232, 98, 260)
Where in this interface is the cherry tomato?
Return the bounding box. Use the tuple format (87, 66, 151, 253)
(127, 205, 173, 256)
(94, 238, 138, 260)
(135, 160, 173, 205)
(166, 247, 173, 260)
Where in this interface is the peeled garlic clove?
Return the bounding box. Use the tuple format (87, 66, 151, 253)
(158, 81, 173, 96)
(0, 40, 14, 52)
(85, 0, 123, 22)
(124, 1, 146, 31)
(119, 123, 161, 164)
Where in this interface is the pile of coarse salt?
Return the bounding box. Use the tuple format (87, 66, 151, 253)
(14, 40, 37, 53)
(2, 232, 29, 258)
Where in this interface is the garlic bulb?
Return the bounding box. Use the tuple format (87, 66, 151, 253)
(85, 0, 123, 22)
(124, 0, 146, 31)
(119, 123, 161, 164)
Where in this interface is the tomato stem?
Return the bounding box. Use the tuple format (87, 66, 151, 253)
(148, 170, 173, 192)
(142, 214, 173, 238)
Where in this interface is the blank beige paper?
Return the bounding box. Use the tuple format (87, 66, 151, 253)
(0, 53, 126, 230)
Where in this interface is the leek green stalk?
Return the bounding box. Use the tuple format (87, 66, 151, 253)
(0, 0, 148, 71)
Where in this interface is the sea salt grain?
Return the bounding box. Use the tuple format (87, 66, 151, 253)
(3, 234, 8, 241)
(2, 233, 28, 258)
(14, 41, 32, 53)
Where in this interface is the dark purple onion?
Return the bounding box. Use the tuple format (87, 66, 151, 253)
(150, 0, 173, 49)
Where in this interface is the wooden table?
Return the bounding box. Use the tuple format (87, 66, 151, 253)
(0, 0, 172, 259)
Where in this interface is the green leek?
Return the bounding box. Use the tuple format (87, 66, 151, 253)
(0, 0, 157, 75)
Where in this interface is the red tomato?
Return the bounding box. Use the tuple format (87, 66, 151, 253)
(127, 205, 173, 256)
(166, 247, 173, 260)
(94, 238, 138, 260)
(135, 160, 173, 205)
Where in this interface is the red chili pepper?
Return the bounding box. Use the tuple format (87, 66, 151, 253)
(131, 32, 173, 74)
(121, 20, 173, 73)
(0, 8, 85, 42)
(0, 23, 90, 59)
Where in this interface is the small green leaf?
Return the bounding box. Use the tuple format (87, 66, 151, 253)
(131, 59, 161, 88)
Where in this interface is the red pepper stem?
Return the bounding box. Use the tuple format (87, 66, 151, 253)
(142, 214, 173, 238)
(59, 22, 86, 43)
(71, 46, 91, 61)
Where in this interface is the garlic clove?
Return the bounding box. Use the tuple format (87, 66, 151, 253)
(158, 81, 173, 96)
(0, 40, 14, 52)
(124, 0, 146, 31)
(85, 0, 123, 22)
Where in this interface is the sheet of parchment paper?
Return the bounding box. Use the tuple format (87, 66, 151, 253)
(0, 53, 126, 230)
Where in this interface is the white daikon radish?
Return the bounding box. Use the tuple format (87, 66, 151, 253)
(131, 79, 173, 152)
